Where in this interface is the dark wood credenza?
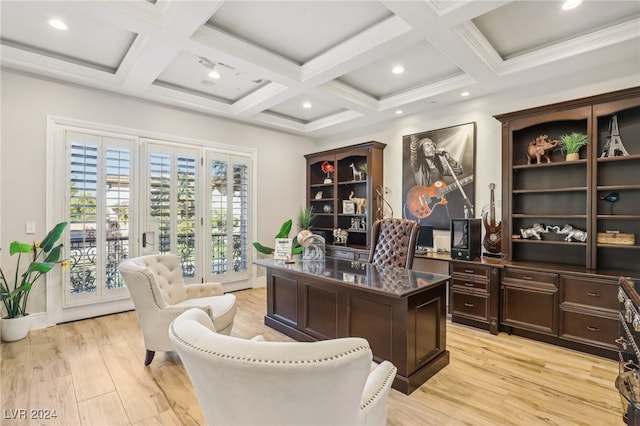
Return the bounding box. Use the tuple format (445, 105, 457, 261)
(255, 257, 450, 395)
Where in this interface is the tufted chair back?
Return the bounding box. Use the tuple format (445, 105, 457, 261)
(119, 254, 236, 365)
(170, 308, 397, 426)
(368, 218, 420, 269)
(137, 254, 187, 305)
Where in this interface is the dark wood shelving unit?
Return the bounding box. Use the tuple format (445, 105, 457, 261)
(494, 86, 640, 358)
(305, 141, 385, 261)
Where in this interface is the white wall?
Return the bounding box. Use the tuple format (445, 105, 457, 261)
(0, 70, 316, 318)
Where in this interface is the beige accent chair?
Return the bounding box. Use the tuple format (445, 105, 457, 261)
(118, 254, 236, 366)
(368, 218, 420, 269)
(169, 308, 397, 426)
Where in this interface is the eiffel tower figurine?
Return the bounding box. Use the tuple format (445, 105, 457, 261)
(600, 114, 629, 157)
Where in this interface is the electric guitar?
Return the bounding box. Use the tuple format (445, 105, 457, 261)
(405, 175, 474, 219)
(482, 183, 502, 253)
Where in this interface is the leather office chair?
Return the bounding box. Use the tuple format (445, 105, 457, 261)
(118, 254, 237, 365)
(368, 218, 420, 269)
(169, 308, 397, 426)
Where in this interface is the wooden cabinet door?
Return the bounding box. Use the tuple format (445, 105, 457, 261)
(501, 280, 558, 335)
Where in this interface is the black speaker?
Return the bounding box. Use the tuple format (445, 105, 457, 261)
(450, 218, 482, 260)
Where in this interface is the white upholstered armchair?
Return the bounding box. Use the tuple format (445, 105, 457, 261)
(118, 254, 237, 365)
(169, 308, 397, 426)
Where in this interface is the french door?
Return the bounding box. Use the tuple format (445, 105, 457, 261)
(143, 142, 252, 285)
(63, 131, 134, 312)
(53, 120, 253, 323)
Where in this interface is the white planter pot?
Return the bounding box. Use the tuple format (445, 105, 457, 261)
(1, 314, 31, 342)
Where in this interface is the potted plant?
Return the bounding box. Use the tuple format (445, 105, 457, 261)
(296, 206, 315, 231)
(0, 222, 68, 342)
(559, 132, 588, 161)
(253, 219, 303, 256)
(359, 163, 368, 179)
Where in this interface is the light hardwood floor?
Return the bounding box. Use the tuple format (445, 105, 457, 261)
(1, 286, 624, 426)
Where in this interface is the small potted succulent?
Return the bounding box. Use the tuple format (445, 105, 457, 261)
(559, 132, 588, 161)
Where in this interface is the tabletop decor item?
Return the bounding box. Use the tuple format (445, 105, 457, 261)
(526, 134, 559, 164)
(559, 132, 588, 161)
(600, 115, 629, 157)
(253, 219, 303, 256)
(321, 161, 334, 184)
(1, 221, 68, 341)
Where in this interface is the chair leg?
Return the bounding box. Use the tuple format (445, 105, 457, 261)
(144, 350, 155, 366)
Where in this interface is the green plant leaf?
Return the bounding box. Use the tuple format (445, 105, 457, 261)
(26, 262, 55, 274)
(40, 222, 68, 252)
(253, 242, 274, 255)
(275, 220, 292, 238)
(44, 245, 63, 263)
(9, 241, 32, 255)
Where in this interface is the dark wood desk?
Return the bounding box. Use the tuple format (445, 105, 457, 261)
(254, 257, 451, 394)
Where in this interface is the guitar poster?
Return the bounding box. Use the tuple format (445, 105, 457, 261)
(402, 122, 476, 230)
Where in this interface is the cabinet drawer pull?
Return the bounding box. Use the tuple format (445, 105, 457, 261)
(464, 302, 474, 307)
(522, 275, 534, 280)
(464, 269, 475, 274)
(464, 282, 474, 287)
(586, 326, 600, 332)
(587, 292, 600, 297)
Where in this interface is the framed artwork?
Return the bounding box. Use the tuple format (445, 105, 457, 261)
(343, 200, 355, 214)
(402, 122, 476, 230)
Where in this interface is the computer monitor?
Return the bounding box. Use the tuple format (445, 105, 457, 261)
(416, 225, 434, 250)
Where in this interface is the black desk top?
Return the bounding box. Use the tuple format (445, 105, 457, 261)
(254, 257, 450, 298)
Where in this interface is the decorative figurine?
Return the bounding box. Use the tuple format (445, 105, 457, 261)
(297, 230, 326, 261)
(333, 228, 348, 245)
(526, 135, 559, 164)
(555, 224, 587, 242)
(349, 163, 363, 181)
(520, 223, 549, 240)
(601, 191, 620, 215)
(349, 191, 367, 214)
(600, 115, 629, 157)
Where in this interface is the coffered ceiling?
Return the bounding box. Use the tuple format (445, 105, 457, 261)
(1, 0, 639, 139)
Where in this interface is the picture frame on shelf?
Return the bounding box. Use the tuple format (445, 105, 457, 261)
(343, 200, 355, 214)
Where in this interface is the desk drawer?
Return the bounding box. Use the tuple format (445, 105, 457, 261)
(451, 277, 488, 292)
(331, 247, 355, 260)
(450, 262, 490, 280)
(560, 275, 618, 311)
(503, 268, 557, 285)
(559, 308, 618, 349)
(451, 290, 489, 321)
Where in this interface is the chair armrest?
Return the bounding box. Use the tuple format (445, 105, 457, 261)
(359, 360, 397, 425)
(161, 304, 215, 324)
(184, 282, 224, 299)
(170, 307, 216, 332)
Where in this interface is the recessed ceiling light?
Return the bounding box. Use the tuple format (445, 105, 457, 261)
(395, 110, 403, 115)
(303, 102, 312, 109)
(208, 69, 221, 79)
(392, 65, 405, 75)
(562, 0, 582, 10)
(49, 19, 68, 31)
(461, 92, 470, 97)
